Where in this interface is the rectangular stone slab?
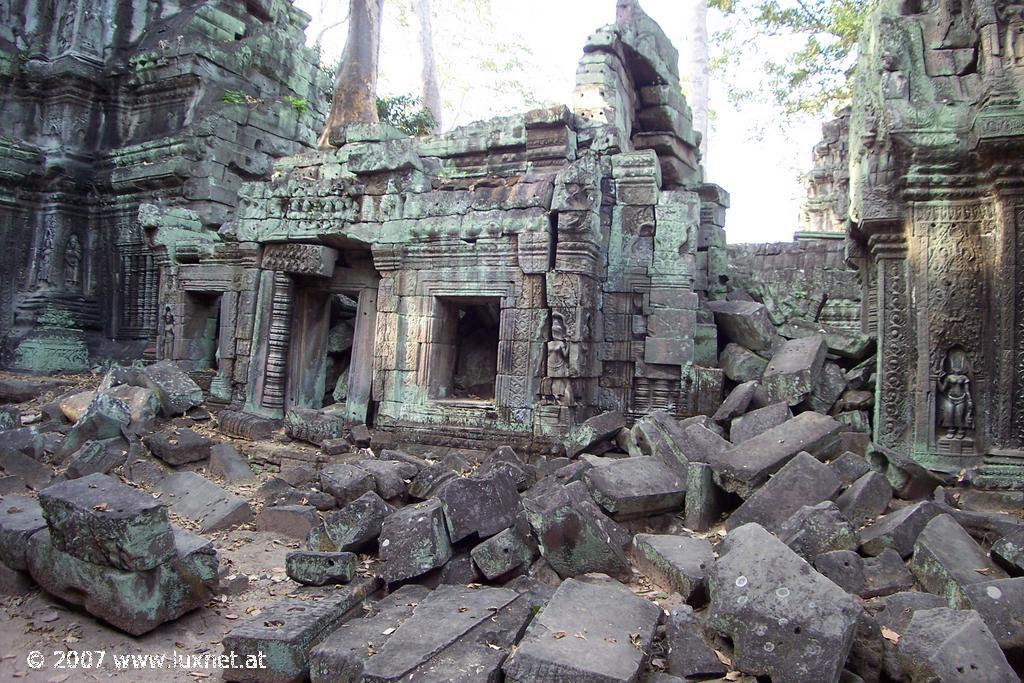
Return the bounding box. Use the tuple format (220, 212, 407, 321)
(908, 513, 1008, 609)
(26, 527, 217, 636)
(156, 471, 253, 533)
(0, 494, 46, 571)
(361, 585, 519, 682)
(726, 451, 842, 533)
(503, 577, 661, 683)
(583, 456, 685, 520)
(38, 472, 175, 571)
(222, 576, 381, 683)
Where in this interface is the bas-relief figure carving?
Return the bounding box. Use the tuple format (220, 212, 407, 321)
(64, 234, 82, 289)
(938, 346, 974, 439)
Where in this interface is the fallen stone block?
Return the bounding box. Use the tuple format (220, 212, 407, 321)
(931, 491, 1024, 545)
(631, 411, 691, 478)
(526, 482, 631, 582)
(140, 360, 203, 416)
(209, 443, 255, 484)
(873, 591, 948, 681)
(353, 458, 414, 499)
(39, 472, 175, 571)
(156, 471, 253, 533)
(438, 468, 520, 542)
(285, 551, 356, 586)
(858, 500, 943, 558)
(866, 442, 944, 500)
(504, 577, 660, 683)
(143, 428, 213, 466)
(0, 495, 46, 571)
(633, 533, 714, 603)
(665, 604, 728, 680)
(583, 456, 685, 520)
(897, 607, 1017, 683)
(470, 517, 538, 580)
(778, 318, 875, 361)
(806, 361, 846, 414)
(706, 300, 777, 353)
(65, 437, 129, 479)
(684, 461, 729, 532)
(59, 391, 95, 423)
(256, 504, 319, 539)
(0, 561, 34, 595)
(835, 471, 892, 528)
(319, 463, 375, 507)
(378, 498, 453, 583)
(712, 411, 843, 498)
(407, 462, 458, 500)
(480, 445, 536, 491)
(0, 475, 29, 496)
(349, 424, 372, 447)
(261, 480, 336, 510)
(762, 335, 827, 406)
(566, 410, 626, 458)
(829, 451, 872, 485)
(908, 513, 1008, 608)
(726, 451, 842, 533)
(719, 342, 768, 383)
(778, 501, 857, 562)
(0, 426, 45, 460)
(217, 410, 279, 441)
(707, 523, 861, 683)
(26, 526, 218, 636)
(307, 490, 393, 553)
(712, 380, 760, 423)
(814, 548, 912, 599)
(0, 449, 52, 490)
(222, 576, 380, 683)
(729, 401, 792, 444)
(309, 584, 430, 682)
(285, 408, 345, 447)
(440, 551, 482, 585)
(992, 528, 1024, 575)
(674, 423, 732, 465)
(103, 384, 158, 433)
(963, 577, 1024, 655)
(55, 394, 131, 461)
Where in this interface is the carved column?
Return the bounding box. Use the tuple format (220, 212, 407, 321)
(261, 272, 294, 413)
(870, 233, 912, 452)
(1015, 206, 1024, 446)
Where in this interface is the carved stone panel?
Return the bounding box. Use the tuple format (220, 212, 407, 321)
(262, 244, 338, 278)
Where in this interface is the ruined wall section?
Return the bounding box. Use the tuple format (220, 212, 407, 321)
(798, 109, 850, 238)
(0, 0, 327, 371)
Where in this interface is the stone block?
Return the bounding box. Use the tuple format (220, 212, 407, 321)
(858, 500, 944, 558)
(897, 607, 1017, 683)
(665, 604, 728, 680)
(0, 449, 52, 490)
(378, 499, 453, 583)
(726, 451, 842, 532)
(256, 505, 319, 539)
(525, 482, 631, 582)
(209, 443, 256, 484)
(353, 458, 414, 500)
(778, 501, 857, 562)
(584, 456, 685, 520)
(503, 578, 661, 683)
(873, 591, 948, 680)
(26, 527, 217, 636)
(217, 410, 279, 440)
(713, 412, 843, 498)
(829, 451, 872, 485)
(909, 513, 1008, 609)
(719, 343, 769, 383)
(706, 300, 777, 353)
(712, 380, 760, 423)
(684, 461, 729, 532)
(0, 495, 46, 571)
(806, 361, 846, 414)
(992, 529, 1024, 575)
(470, 520, 538, 580)
(866, 442, 943, 500)
(963, 577, 1024, 654)
(285, 409, 345, 447)
(565, 410, 626, 458)
(778, 318, 874, 361)
(222, 577, 380, 683)
(307, 491, 393, 553)
(438, 469, 520, 542)
(285, 551, 356, 586)
(480, 446, 537, 491)
(140, 360, 204, 416)
(835, 471, 893, 527)
(730, 401, 792, 444)
(38, 473, 175, 571)
(0, 561, 34, 595)
(144, 428, 214, 465)
(762, 335, 827, 406)
(632, 533, 714, 603)
(103, 384, 159, 433)
(156, 471, 253, 533)
(65, 437, 129, 479)
(57, 395, 130, 459)
(707, 523, 861, 683)
(319, 463, 375, 507)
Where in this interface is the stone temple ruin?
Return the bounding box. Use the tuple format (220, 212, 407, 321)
(0, 1, 1023, 682)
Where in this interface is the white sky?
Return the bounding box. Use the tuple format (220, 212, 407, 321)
(295, 0, 824, 243)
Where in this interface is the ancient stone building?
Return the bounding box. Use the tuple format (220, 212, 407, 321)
(144, 1, 731, 449)
(845, 0, 1024, 485)
(0, 0, 327, 371)
(799, 108, 851, 239)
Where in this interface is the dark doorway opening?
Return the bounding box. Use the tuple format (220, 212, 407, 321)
(430, 297, 500, 401)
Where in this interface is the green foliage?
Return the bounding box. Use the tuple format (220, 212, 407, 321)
(221, 89, 247, 105)
(709, 0, 876, 117)
(376, 94, 436, 136)
(283, 95, 309, 114)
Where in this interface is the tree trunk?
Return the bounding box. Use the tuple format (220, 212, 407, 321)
(686, 0, 710, 162)
(319, 0, 385, 148)
(411, 0, 442, 132)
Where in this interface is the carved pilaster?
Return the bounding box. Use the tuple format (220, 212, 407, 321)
(870, 233, 911, 451)
(1016, 206, 1024, 445)
(260, 272, 294, 413)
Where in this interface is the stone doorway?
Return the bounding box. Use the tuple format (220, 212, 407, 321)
(428, 297, 500, 402)
(180, 292, 220, 371)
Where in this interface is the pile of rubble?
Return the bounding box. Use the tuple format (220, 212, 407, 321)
(0, 359, 1022, 682)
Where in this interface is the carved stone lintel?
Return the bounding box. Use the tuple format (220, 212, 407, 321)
(261, 244, 338, 277)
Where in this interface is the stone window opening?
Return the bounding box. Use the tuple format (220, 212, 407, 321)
(429, 297, 501, 402)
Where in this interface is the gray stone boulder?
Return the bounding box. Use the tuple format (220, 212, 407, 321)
(908, 513, 1008, 608)
(858, 500, 943, 558)
(566, 410, 626, 458)
(897, 607, 1017, 683)
(719, 342, 768, 383)
(0, 495, 46, 571)
(139, 360, 203, 416)
(503, 577, 661, 683)
(307, 490, 393, 553)
(470, 517, 538, 580)
(285, 551, 356, 586)
(144, 428, 214, 466)
(438, 468, 520, 542)
(706, 300, 777, 353)
(963, 577, 1024, 655)
(155, 471, 253, 533)
(319, 463, 375, 508)
(354, 458, 416, 500)
(762, 335, 827, 406)
(726, 451, 842, 533)
(208, 443, 256, 484)
(378, 498, 453, 583)
(712, 380, 761, 423)
(632, 533, 714, 603)
(665, 604, 728, 680)
(707, 523, 861, 683)
(992, 528, 1024, 575)
(256, 505, 319, 539)
(828, 450, 872, 485)
(583, 456, 685, 520)
(778, 501, 857, 562)
(65, 437, 129, 479)
(835, 471, 893, 527)
(729, 401, 792, 444)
